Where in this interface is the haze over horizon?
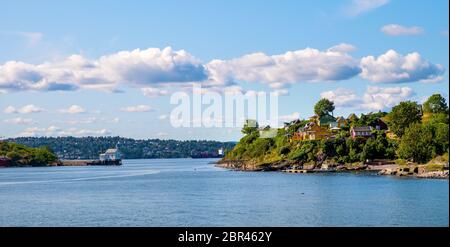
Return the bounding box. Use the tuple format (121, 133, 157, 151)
(1, 0, 448, 141)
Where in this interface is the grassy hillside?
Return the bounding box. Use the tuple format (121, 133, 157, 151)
(222, 96, 449, 169)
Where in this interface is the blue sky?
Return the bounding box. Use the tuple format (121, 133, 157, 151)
(0, 0, 448, 141)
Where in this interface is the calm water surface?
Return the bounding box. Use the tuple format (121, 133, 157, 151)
(0, 159, 448, 226)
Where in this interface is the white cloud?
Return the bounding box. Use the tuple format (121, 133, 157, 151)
(419, 76, 445, 84)
(360, 50, 445, 83)
(327, 43, 357, 53)
(0, 47, 206, 93)
(320, 88, 361, 108)
(321, 86, 415, 111)
(3, 117, 35, 125)
(346, 0, 389, 16)
(381, 24, 424, 36)
(362, 86, 415, 110)
(74, 128, 111, 136)
(3, 106, 17, 113)
(17, 125, 61, 137)
(278, 112, 300, 122)
(58, 105, 86, 114)
(141, 87, 169, 98)
(205, 45, 361, 88)
(20, 104, 44, 113)
(120, 104, 154, 112)
(0, 45, 445, 96)
(4, 104, 44, 114)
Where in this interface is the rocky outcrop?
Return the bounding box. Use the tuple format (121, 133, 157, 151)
(217, 158, 449, 179)
(378, 164, 449, 179)
(216, 159, 298, 171)
(416, 171, 449, 179)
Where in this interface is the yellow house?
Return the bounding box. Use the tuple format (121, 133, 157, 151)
(335, 116, 348, 128)
(291, 121, 332, 141)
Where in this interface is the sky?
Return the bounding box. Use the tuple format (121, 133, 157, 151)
(0, 0, 448, 141)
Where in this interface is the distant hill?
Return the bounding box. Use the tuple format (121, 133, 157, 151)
(6, 137, 236, 160)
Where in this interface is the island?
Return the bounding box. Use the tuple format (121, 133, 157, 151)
(0, 142, 58, 167)
(218, 94, 449, 179)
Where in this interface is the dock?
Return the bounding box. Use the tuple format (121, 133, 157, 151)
(60, 159, 122, 166)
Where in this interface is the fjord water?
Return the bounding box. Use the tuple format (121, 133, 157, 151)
(0, 159, 448, 226)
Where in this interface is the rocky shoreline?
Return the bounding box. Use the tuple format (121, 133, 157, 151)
(216, 159, 449, 179)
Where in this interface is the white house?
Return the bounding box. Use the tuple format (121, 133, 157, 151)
(99, 148, 121, 161)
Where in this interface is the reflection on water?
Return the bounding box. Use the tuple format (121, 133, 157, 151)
(0, 159, 448, 226)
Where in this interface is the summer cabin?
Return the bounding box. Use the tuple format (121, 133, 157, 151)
(292, 121, 332, 141)
(350, 126, 373, 139)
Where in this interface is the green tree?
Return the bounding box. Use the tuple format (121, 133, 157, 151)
(433, 123, 449, 154)
(397, 123, 435, 163)
(241, 119, 259, 135)
(6, 151, 21, 162)
(427, 113, 449, 125)
(423, 94, 448, 114)
(314, 98, 335, 117)
(388, 101, 422, 137)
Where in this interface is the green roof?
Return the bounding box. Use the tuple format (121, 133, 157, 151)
(318, 114, 336, 125)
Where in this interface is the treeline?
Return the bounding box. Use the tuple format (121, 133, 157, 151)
(0, 142, 58, 166)
(6, 136, 236, 159)
(224, 94, 449, 165)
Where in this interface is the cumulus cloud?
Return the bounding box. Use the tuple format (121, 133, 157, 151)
(278, 112, 300, 122)
(19, 104, 43, 113)
(0, 45, 445, 96)
(321, 86, 415, 111)
(120, 105, 154, 112)
(362, 86, 415, 110)
(360, 50, 445, 83)
(320, 88, 362, 108)
(3, 104, 44, 114)
(3, 117, 35, 125)
(58, 105, 86, 114)
(0, 47, 206, 93)
(205, 46, 361, 88)
(381, 24, 424, 36)
(345, 0, 389, 16)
